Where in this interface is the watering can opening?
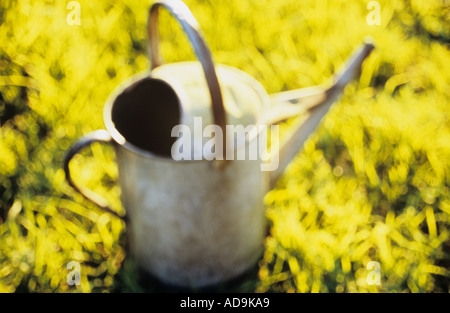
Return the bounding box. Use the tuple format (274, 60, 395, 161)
(110, 77, 181, 158)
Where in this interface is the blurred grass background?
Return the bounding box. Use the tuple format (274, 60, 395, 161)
(0, 0, 449, 292)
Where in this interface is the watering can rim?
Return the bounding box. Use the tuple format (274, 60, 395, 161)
(102, 66, 272, 165)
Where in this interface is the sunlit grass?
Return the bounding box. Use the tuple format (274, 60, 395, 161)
(0, 0, 449, 292)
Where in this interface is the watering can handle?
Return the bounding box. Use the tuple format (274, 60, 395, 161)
(147, 0, 228, 167)
(63, 130, 125, 220)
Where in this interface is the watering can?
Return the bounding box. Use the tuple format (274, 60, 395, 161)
(64, 0, 374, 288)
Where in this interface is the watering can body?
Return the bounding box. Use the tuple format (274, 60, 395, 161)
(110, 64, 271, 287)
(116, 135, 267, 287)
(64, 0, 374, 288)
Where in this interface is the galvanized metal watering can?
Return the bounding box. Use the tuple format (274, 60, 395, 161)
(64, 0, 374, 288)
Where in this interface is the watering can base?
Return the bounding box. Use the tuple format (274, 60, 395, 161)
(132, 248, 263, 291)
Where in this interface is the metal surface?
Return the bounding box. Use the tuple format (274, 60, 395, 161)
(116, 136, 267, 287)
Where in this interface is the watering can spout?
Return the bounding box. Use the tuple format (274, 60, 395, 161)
(267, 40, 375, 188)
